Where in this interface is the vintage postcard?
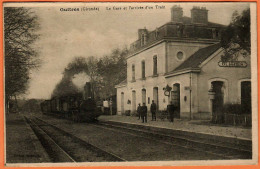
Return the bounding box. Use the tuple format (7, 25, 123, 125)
(3, 2, 258, 167)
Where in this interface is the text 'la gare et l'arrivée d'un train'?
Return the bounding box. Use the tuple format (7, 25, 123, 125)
(60, 5, 166, 12)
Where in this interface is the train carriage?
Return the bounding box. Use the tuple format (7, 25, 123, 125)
(41, 82, 101, 122)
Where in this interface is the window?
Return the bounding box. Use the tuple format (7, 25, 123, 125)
(155, 28, 159, 39)
(153, 55, 158, 75)
(132, 64, 135, 81)
(141, 34, 145, 46)
(141, 33, 147, 46)
(141, 61, 145, 79)
(176, 51, 184, 60)
(142, 89, 146, 104)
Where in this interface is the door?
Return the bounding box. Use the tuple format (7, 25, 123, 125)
(121, 92, 124, 114)
(153, 87, 159, 110)
(142, 89, 146, 105)
(171, 83, 180, 118)
(241, 81, 251, 114)
(212, 81, 224, 114)
(132, 91, 136, 114)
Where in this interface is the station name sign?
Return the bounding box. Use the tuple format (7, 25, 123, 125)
(218, 61, 247, 68)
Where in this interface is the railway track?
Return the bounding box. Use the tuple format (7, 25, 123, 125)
(27, 114, 252, 161)
(24, 116, 126, 163)
(93, 121, 252, 159)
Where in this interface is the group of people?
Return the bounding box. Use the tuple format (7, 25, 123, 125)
(137, 100, 175, 123)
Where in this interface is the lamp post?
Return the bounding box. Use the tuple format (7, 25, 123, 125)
(163, 84, 172, 104)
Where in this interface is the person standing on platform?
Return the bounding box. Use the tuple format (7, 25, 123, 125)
(150, 100, 157, 121)
(141, 103, 147, 123)
(167, 101, 175, 122)
(137, 103, 141, 120)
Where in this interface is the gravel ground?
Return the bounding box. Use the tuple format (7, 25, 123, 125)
(98, 115, 252, 140)
(5, 113, 51, 163)
(35, 114, 227, 161)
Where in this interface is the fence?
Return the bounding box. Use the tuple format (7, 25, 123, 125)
(212, 113, 251, 126)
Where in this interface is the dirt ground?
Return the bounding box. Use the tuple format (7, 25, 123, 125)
(5, 113, 50, 164)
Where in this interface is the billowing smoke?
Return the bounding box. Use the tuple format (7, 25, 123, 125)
(51, 57, 89, 98)
(72, 72, 90, 91)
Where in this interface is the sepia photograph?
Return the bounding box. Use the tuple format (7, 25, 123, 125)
(3, 2, 258, 166)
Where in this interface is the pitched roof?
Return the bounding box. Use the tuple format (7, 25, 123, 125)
(173, 43, 222, 72)
(115, 79, 127, 88)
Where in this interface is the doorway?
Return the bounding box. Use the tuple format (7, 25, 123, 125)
(153, 87, 159, 110)
(132, 90, 136, 114)
(142, 89, 146, 105)
(211, 81, 224, 114)
(171, 83, 180, 118)
(241, 81, 251, 114)
(121, 92, 124, 114)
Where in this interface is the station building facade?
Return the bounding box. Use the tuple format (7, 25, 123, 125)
(115, 6, 251, 119)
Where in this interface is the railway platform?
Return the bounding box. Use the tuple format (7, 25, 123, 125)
(5, 113, 51, 163)
(98, 115, 252, 140)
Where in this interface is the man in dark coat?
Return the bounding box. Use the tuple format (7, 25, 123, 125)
(167, 101, 175, 122)
(150, 100, 157, 121)
(141, 103, 147, 123)
(137, 103, 141, 120)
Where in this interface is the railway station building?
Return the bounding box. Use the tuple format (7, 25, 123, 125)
(115, 6, 251, 119)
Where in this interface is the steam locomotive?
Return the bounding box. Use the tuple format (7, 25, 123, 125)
(40, 82, 101, 122)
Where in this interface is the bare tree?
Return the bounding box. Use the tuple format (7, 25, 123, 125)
(4, 7, 40, 113)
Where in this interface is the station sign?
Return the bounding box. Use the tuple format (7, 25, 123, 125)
(218, 61, 247, 68)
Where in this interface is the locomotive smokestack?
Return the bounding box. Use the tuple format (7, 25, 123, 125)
(84, 82, 93, 99)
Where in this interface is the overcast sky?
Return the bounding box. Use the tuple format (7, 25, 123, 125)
(5, 2, 250, 99)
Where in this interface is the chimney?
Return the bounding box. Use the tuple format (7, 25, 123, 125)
(171, 5, 183, 23)
(191, 6, 208, 24)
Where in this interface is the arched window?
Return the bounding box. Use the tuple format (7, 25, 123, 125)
(153, 55, 158, 76)
(141, 60, 145, 79)
(132, 64, 135, 81)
